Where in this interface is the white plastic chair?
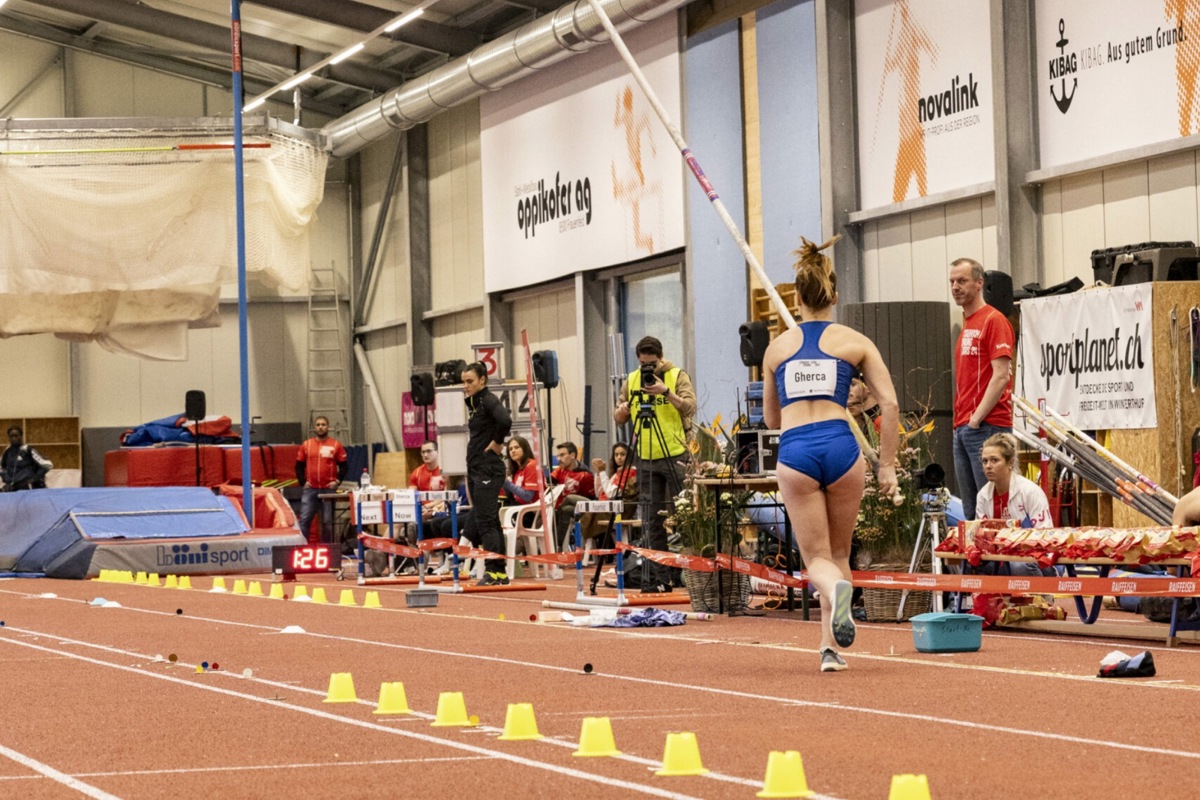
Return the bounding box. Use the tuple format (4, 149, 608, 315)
(501, 485, 565, 580)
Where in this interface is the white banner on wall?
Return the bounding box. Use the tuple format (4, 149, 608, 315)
(1018, 285, 1157, 430)
(479, 15, 685, 294)
(854, 0, 995, 210)
(1036, 1, 1198, 168)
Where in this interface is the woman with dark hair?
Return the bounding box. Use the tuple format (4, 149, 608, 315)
(591, 442, 637, 501)
(461, 361, 512, 585)
(504, 435, 541, 504)
(763, 235, 900, 673)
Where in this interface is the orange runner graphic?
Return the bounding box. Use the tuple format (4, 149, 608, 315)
(878, 0, 938, 203)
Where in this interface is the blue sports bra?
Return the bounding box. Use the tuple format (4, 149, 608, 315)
(773, 321, 856, 409)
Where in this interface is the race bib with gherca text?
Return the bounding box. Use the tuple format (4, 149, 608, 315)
(783, 359, 837, 400)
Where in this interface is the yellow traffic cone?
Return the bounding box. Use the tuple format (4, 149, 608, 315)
(120, 570, 135, 583)
(430, 691, 474, 727)
(373, 682, 412, 715)
(210, 576, 227, 592)
(311, 587, 328, 604)
(248, 581, 264, 597)
(323, 672, 357, 703)
(888, 774, 932, 800)
(654, 732, 709, 777)
(135, 571, 148, 585)
(338, 589, 357, 606)
(757, 751, 814, 798)
(497, 703, 543, 741)
(572, 717, 621, 757)
(164, 574, 178, 589)
(363, 591, 383, 609)
(293, 584, 310, 600)
(178, 575, 192, 590)
(147, 573, 161, 586)
(231, 579, 247, 595)
(268, 583, 285, 599)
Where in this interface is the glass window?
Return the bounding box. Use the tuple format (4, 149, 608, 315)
(620, 268, 683, 368)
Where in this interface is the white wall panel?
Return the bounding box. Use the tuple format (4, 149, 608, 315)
(874, 216, 914, 301)
(0, 335, 70, 417)
(1041, 181, 1065, 288)
(1102, 163, 1151, 248)
(0, 34, 63, 117)
(860, 223, 880, 302)
(909, 207, 950, 304)
(428, 102, 483, 312)
(1058, 173, 1106, 283)
(431, 310, 485, 365)
(1147, 152, 1199, 244)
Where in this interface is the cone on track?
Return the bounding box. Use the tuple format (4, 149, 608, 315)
(889, 774, 931, 800)
(211, 577, 227, 592)
(757, 751, 814, 798)
(147, 573, 161, 586)
(195, 664, 205, 673)
(135, 571, 148, 585)
(178, 575, 192, 590)
(654, 732, 709, 777)
(311, 587, 328, 604)
(430, 691, 475, 727)
(363, 591, 382, 609)
(497, 702, 543, 741)
(323, 672, 357, 703)
(338, 589, 357, 606)
(572, 717, 621, 757)
(247, 581, 263, 597)
(373, 682, 412, 715)
(268, 583, 285, 599)
(231, 579, 248, 595)
(293, 584, 310, 600)
(164, 574, 178, 589)
(120, 571, 135, 583)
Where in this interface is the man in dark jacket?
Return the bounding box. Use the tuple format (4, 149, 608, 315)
(461, 361, 512, 585)
(1, 426, 53, 491)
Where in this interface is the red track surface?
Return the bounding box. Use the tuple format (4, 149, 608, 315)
(2, 573, 1199, 799)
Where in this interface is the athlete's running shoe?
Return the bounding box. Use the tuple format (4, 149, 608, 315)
(819, 648, 847, 672)
(830, 579, 856, 649)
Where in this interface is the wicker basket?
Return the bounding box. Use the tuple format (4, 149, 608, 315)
(861, 562, 931, 622)
(683, 568, 751, 613)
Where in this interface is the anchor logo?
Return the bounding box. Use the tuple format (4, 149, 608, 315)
(1051, 18, 1076, 114)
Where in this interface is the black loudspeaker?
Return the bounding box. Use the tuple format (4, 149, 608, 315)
(410, 372, 435, 406)
(738, 321, 770, 368)
(185, 390, 206, 421)
(983, 270, 1015, 318)
(532, 350, 560, 389)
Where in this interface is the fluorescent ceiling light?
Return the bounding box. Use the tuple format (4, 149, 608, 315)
(278, 72, 313, 92)
(385, 9, 424, 33)
(329, 42, 365, 65)
(243, 96, 267, 112)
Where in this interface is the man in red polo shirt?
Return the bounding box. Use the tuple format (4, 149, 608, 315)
(296, 416, 348, 543)
(409, 440, 446, 520)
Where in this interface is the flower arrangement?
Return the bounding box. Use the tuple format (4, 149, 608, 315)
(663, 417, 753, 558)
(855, 409, 936, 563)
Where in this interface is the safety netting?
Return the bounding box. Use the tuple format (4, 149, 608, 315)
(0, 119, 328, 359)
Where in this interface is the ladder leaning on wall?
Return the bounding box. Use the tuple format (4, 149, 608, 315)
(306, 263, 350, 440)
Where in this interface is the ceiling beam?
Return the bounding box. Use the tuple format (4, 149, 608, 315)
(21, 0, 405, 94)
(0, 13, 351, 117)
(248, 0, 477, 57)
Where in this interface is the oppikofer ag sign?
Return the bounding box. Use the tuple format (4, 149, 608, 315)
(1017, 283, 1156, 430)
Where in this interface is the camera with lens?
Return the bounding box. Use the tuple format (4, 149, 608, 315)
(920, 463, 945, 490)
(640, 363, 657, 387)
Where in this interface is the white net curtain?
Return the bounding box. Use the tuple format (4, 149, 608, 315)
(0, 120, 328, 359)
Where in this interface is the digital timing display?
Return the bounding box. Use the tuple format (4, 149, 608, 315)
(272, 544, 341, 574)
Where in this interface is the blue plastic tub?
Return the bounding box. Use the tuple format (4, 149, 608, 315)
(911, 612, 983, 653)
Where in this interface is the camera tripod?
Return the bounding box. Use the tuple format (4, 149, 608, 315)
(897, 486, 950, 618)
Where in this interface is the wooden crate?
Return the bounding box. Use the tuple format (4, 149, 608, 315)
(1, 415, 81, 472)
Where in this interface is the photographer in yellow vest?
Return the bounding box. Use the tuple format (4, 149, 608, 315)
(614, 336, 696, 593)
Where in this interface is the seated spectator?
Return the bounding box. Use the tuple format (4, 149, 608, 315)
(409, 440, 445, 518)
(551, 441, 596, 544)
(847, 376, 881, 438)
(975, 432, 1054, 578)
(1, 425, 52, 491)
(591, 442, 638, 503)
(504, 435, 542, 505)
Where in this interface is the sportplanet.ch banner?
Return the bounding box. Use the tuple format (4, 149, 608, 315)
(1018, 283, 1157, 430)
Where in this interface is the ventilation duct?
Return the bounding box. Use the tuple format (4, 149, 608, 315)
(324, 0, 687, 158)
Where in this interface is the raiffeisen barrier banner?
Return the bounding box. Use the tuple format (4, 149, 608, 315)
(480, 14, 684, 293)
(1036, 0, 1198, 168)
(1018, 284, 1157, 430)
(854, 0, 994, 209)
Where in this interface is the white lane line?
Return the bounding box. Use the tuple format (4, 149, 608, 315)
(0, 635, 720, 800)
(0, 742, 124, 799)
(0, 755, 494, 781)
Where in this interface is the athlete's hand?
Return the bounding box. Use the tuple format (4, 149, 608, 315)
(876, 465, 899, 500)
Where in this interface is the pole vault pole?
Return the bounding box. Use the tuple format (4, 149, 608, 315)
(230, 0, 253, 523)
(583, 0, 795, 331)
